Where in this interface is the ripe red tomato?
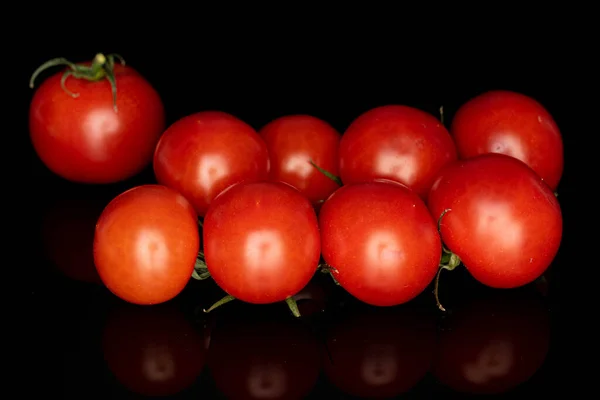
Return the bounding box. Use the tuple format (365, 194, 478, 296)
(450, 90, 564, 190)
(428, 153, 562, 289)
(339, 105, 457, 199)
(153, 111, 270, 217)
(319, 181, 442, 306)
(432, 290, 550, 394)
(323, 306, 436, 398)
(29, 53, 165, 184)
(259, 114, 341, 206)
(207, 316, 321, 400)
(102, 303, 206, 396)
(203, 181, 321, 304)
(93, 185, 200, 305)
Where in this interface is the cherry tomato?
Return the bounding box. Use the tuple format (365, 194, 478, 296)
(323, 306, 436, 398)
(102, 303, 205, 396)
(259, 114, 341, 206)
(319, 181, 441, 306)
(339, 105, 457, 199)
(450, 90, 563, 190)
(29, 53, 165, 184)
(153, 111, 270, 217)
(93, 184, 200, 305)
(207, 316, 321, 400)
(428, 153, 562, 289)
(432, 290, 550, 394)
(40, 194, 109, 284)
(203, 181, 321, 304)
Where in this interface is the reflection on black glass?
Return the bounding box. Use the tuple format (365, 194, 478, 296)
(323, 305, 436, 398)
(101, 303, 206, 397)
(207, 315, 321, 399)
(432, 290, 550, 394)
(40, 193, 111, 283)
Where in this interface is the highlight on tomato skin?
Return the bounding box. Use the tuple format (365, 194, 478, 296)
(427, 153, 563, 290)
(322, 304, 436, 398)
(101, 303, 206, 397)
(450, 89, 564, 191)
(206, 313, 321, 400)
(338, 104, 458, 200)
(153, 110, 270, 217)
(93, 184, 200, 305)
(431, 289, 551, 395)
(258, 114, 342, 208)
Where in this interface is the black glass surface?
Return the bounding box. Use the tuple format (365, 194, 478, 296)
(23, 37, 575, 399)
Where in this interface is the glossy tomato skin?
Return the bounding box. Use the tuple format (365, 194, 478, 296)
(203, 181, 321, 304)
(153, 111, 270, 217)
(339, 105, 457, 199)
(319, 181, 442, 306)
(259, 114, 341, 206)
(29, 64, 165, 184)
(451, 90, 563, 190)
(428, 153, 562, 289)
(102, 303, 205, 396)
(93, 185, 200, 305)
(432, 290, 550, 394)
(208, 316, 321, 400)
(324, 307, 436, 398)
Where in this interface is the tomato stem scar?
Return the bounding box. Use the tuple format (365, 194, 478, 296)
(204, 294, 236, 313)
(285, 297, 301, 317)
(309, 160, 342, 186)
(29, 53, 126, 112)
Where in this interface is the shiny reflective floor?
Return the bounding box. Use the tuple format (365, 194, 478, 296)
(27, 179, 566, 399)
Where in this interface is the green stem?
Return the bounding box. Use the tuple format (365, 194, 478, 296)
(192, 269, 211, 280)
(309, 160, 342, 186)
(439, 105, 445, 125)
(29, 53, 125, 112)
(204, 295, 236, 313)
(285, 297, 301, 317)
(433, 252, 461, 312)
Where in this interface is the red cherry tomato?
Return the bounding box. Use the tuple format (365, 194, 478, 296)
(29, 54, 165, 184)
(93, 185, 200, 305)
(432, 290, 550, 394)
(319, 181, 441, 306)
(339, 105, 457, 199)
(450, 90, 564, 190)
(203, 181, 321, 304)
(40, 195, 109, 283)
(153, 111, 270, 217)
(323, 306, 436, 398)
(428, 153, 562, 289)
(207, 316, 321, 400)
(259, 114, 341, 206)
(102, 303, 205, 396)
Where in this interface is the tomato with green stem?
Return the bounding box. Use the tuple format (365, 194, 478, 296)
(153, 111, 270, 217)
(450, 90, 563, 191)
(259, 114, 342, 207)
(338, 105, 457, 199)
(428, 153, 562, 310)
(202, 181, 321, 316)
(319, 180, 442, 307)
(93, 185, 200, 305)
(29, 53, 165, 184)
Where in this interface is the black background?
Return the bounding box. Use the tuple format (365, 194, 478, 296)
(19, 18, 582, 398)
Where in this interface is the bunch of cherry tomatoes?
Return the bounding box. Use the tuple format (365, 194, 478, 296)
(29, 53, 563, 316)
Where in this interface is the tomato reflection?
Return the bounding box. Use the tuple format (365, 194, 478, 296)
(101, 303, 205, 396)
(207, 315, 321, 399)
(40, 194, 111, 283)
(432, 290, 550, 394)
(323, 305, 436, 398)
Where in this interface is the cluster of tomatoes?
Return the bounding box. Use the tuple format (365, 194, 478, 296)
(29, 53, 563, 316)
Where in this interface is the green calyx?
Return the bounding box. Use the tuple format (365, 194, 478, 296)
(433, 208, 463, 312)
(29, 53, 125, 112)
